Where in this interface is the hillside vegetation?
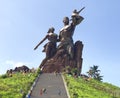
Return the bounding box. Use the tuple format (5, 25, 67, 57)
(64, 74, 120, 98)
(0, 71, 120, 98)
(0, 72, 37, 98)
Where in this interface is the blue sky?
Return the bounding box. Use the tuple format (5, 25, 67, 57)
(0, 0, 120, 87)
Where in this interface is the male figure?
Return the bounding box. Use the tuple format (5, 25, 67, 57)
(57, 8, 84, 58)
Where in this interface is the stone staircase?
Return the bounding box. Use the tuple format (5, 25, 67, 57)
(30, 73, 69, 98)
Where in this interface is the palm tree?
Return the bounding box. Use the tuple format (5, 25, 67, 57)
(87, 65, 103, 81)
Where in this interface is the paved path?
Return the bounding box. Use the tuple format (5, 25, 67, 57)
(30, 73, 68, 98)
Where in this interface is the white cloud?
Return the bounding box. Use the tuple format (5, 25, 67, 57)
(15, 62, 25, 67)
(5, 60, 15, 65)
(0, 60, 33, 74)
(5, 60, 30, 67)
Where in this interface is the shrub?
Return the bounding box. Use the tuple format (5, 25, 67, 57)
(1, 74, 8, 79)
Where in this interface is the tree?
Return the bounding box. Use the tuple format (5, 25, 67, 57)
(87, 65, 103, 81)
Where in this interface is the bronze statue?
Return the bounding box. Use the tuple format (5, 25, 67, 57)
(71, 7, 85, 25)
(34, 8, 84, 73)
(57, 7, 84, 59)
(34, 27, 58, 59)
(72, 7, 85, 16)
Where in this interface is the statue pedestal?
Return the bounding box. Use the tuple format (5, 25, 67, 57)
(40, 40, 83, 75)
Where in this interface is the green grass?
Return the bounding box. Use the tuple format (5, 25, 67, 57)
(0, 72, 37, 98)
(0, 71, 120, 98)
(64, 74, 120, 98)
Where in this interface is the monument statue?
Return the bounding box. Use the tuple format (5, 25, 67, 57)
(34, 8, 84, 75)
(34, 27, 58, 59)
(57, 7, 84, 58)
(34, 27, 58, 68)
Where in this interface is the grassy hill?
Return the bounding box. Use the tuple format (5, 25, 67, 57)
(64, 74, 120, 98)
(0, 72, 38, 98)
(0, 71, 120, 98)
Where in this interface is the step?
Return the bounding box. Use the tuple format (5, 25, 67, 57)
(30, 73, 68, 98)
